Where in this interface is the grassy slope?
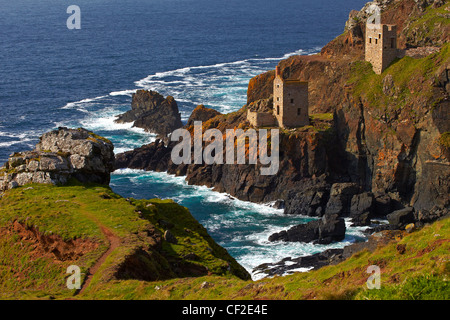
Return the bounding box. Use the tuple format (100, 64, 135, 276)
(0, 182, 447, 300)
(347, 42, 449, 114)
(82, 215, 450, 300)
(0, 182, 249, 299)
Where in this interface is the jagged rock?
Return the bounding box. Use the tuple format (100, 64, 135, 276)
(415, 205, 449, 227)
(284, 186, 330, 216)
(164, 230, 178, 244)
(387, 207, 415, 229)
(253, 248, 345, 277)
(0, 128, 114, 191)
(255, 225, 407, 277)
(351, 212, 372, 226)
(115, 90, 182, 137)
(350, 192, 374, 216)
(325, 183, 361, 216)
(268, 213, 346, 244)
(271, 199, 285, 210)
(186, 105, 221, 127)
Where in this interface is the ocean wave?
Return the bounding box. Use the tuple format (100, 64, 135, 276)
(61, 95, 109, 113)
(0, 138, 35, 148)
(133, 47, 320, 114)
(109, 90, 136, 97)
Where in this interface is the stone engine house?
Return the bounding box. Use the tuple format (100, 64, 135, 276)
(365, 23, 398, 74)
(247, 66, 309, 128)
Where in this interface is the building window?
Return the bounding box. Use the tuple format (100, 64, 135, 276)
(276, 97, 279, 101)
(290, 98, 294, 104)
(297, 108, 301, 116)
(369, 38, 372, 44)
(277, 106, 280, 115)
(277, 85, 280, 88)
(378, 34, 381, 39)
(375, 38, 378, 44)
(390, 38, 395, 48)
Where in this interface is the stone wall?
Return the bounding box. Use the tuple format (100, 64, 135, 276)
(273, 75, 309, 128)
(365, 24, 398, 74)
(247, 110, 276, 127)
(273, 76, 284, 127)
(281, 81, 309, 128)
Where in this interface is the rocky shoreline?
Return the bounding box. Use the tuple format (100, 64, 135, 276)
(1, 0, 448, 281)
(113, 0, 449, 277)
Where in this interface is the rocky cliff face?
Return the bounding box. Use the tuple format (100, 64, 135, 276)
(115, 90, 183, 137)
(0, 127, 115, 191)
(187, 105, 222, 127)
(115, 0, 449, 238)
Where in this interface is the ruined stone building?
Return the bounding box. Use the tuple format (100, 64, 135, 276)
(365, 23, 398, 74)
(247, 66, 309, 128)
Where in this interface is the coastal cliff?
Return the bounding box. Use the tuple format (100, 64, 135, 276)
(0, 0, 448, 301)
(115, 89, 183, 137)
(0, 127, 115, 191)
(116, 0, 449, 229)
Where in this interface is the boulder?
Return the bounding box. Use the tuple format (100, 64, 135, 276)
(325, 183, 361, 216)
(0, 127, 115, 191)
(187, 105, 221, 127)
(387, 207, 415, 229)
(373, 192, 394, 217)
(164, 230, 178, 244)
(351, 212, 371, 226)
(115, 90, 182, 137)
(350, 192, 375, 225)
(268, 213, 346, 244)
(350, 192, 374, 216)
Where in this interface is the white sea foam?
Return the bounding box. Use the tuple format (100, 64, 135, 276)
(132, 47, 321, 114)
(0, 138, 35, 148)
(48, 46, 351, 280)
(62, 95, 109, 113)
(109, 90, 136, 97)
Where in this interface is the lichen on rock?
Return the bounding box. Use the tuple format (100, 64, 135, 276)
(0, 127, 115, 191)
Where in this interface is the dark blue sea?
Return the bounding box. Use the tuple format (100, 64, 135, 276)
(0, 0, 369, 278)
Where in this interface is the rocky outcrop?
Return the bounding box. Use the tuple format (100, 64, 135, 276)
(268, 214, 346, 245)
(0, 127, 115, 191)
(187, 105, 221, 127)
(115, 90, 182, 137)
(255, 228, 407, 277)
(387, 207, 416, 229)
(115, 0, 449, 257)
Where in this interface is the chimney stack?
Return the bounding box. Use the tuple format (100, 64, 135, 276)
(275, 66, 281, 77)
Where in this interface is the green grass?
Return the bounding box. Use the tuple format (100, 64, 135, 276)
(310, 113, 333, 121)
(403, 2, 450, 45)
(80, 216, 450, 300)
(439, 132, 450, 149)
(347, 43, 449, 119)
(360, 274, 449, 300)
(0, 182, 249, 299)
(1, 182, 448, 300)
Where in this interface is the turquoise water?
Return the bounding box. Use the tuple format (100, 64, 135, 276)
(0, 0, 369, 279)
(111, 169, 367, 279)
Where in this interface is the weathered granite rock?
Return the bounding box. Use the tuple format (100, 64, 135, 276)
(115, 90, 182, 137)
(255, 228, 406, 277)
(187, 105, 221, 127)
(387, 207, 415, 229)
(268, 213, 346, 245)
(349, 192, 375, 225)
(0, 127, 114, 191)
(325, 183, 361, 216)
